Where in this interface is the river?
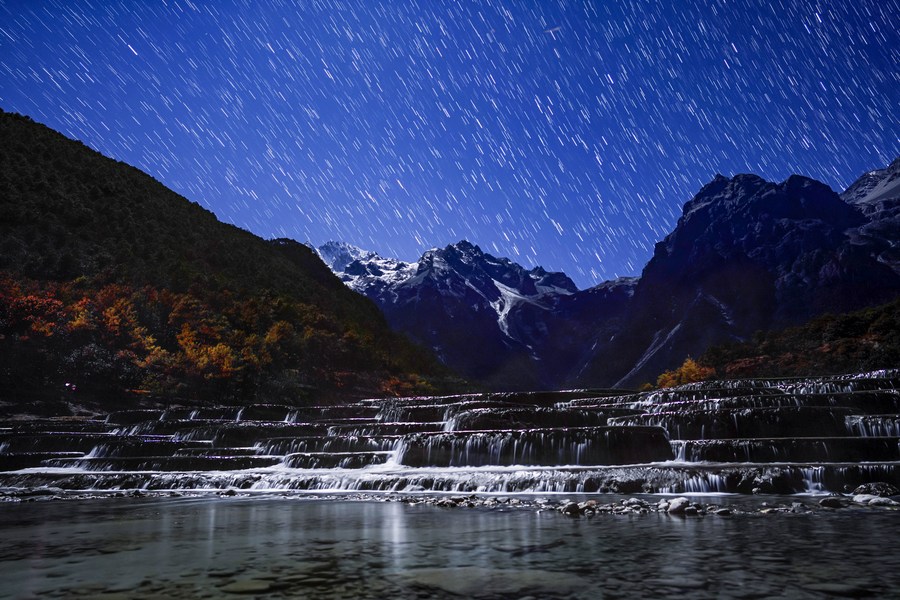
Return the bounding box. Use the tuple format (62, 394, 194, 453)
(1, 494, 897, 599)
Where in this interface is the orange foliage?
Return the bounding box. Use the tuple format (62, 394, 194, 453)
(656, 357, 716, 389)
(0, 270, 429, 402)
(9, 294, 64, 337)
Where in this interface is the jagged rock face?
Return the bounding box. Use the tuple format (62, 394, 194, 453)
(646, 173, 879, 319)
(579, 169, 900, 388)
(315, 240, 417, 294)
(841, 157, 900, 213)
(842, 158, 900, 274)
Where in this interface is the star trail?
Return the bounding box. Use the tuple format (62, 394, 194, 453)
(1, 0, 897, 287)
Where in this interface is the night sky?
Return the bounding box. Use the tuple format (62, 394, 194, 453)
(1, 1, 897, 288)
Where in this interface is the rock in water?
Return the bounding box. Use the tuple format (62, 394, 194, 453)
(867, 497, 899, 507)
(819, 497, 848, 509)
(851, 482, 900, 497)
(560, 501, 581, 516)
(802, 582, 876, 597)
(852, 494, 879, 505)
(667, 497, 690, 514)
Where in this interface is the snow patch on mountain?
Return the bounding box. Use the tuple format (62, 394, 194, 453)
(492, 281, 538, 338)
(705, 294, 735, 326)
(841, 157, 900, 210)
(316, 240, 379, 271)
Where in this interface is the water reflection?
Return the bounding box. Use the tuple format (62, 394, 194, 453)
(0, 496, 898, 598)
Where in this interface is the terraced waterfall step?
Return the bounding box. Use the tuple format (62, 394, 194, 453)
(670, 437, 900, 463)
(42, 455, 283, 472)
(395, 427, 673, 467)
(256, 435, 401, 455)
(1, 370, 899, 495)
(281, 451, 392, 469)
(607, 407, 859, 439)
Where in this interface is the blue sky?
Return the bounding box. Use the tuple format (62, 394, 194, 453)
(1, 0, 897, 287)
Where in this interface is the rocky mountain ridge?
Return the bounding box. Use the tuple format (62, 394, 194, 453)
(317, 239, 625, 389)
(841, 157, 900, 274)
(320, 158, 900, 390)
(597, 168, 900, 388)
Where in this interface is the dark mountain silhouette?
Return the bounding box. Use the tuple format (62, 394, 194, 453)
(0, 110, 451, 415)
(581, 170, 900, 388)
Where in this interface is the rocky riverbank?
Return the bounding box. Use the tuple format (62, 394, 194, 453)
(4, 483, 899, 518)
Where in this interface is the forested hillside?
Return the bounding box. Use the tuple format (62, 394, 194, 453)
(699, 297, 900, 380)
(0, 111, 452, 415)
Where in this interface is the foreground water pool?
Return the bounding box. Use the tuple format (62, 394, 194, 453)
(1, 495, 897, 599)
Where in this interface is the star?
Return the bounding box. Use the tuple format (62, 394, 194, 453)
(0, 0, 896, 288)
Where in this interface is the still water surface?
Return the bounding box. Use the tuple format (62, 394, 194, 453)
(1, 495, 897, 599)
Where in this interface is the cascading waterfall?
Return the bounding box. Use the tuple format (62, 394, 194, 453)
(846, 415, 900, 437)
(2, 373, 900, 494)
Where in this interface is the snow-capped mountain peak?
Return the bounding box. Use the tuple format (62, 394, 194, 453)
(315, 240, 382, 272)
(315, 241, 416, 292)
(315, 239, 597, 386)
(841, 157, 900, 212)
(415, 241, 579, 297)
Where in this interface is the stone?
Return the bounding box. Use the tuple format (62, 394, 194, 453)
(560, 501, 581, 516)
(852, 482, 900, 497)
(207, 570, 239, 578)
(396, 567, 589, 597)
(667, 497, 690, 514)
(819, 497, 847, 509)
(644, 577, 708, 590)
(802, 582, 875, 597)
(867, 496, 899, 507)
(852, 494, 878, 504)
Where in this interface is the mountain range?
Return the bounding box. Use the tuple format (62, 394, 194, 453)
(2, 107, 897, 404)
(318, 157, 900, 390)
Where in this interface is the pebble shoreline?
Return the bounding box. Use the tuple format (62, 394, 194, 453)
(3, 484, 899, 516)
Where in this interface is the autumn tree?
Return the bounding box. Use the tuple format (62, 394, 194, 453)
(656, 357, 716, 389)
